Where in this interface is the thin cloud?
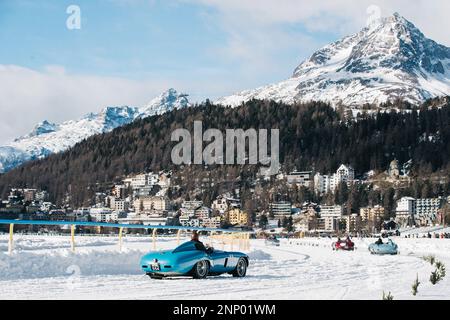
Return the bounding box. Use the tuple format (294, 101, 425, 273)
(0, 64, 244, 144)
(189, 0, 450, 45)
(0, 65, 172, 144)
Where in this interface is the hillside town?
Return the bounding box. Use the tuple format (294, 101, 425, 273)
(1, 159, 449, 237)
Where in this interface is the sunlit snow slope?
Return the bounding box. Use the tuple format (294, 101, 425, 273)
(216, 13, 450, 107)
(0, 89, 190, 173)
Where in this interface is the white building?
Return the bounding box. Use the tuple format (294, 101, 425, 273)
(335, 164, 355, 185)
(269, 201, 292, 218)
(286, 171, 312, 188)
(415, 198, 443, 226)
(318, 205, 343, 232)
(35, 190, 49, 202)
(319, 205, 343, 217)
(108, 197, 130, 212)
(212, 197, 229, 214)
(113, 199, 129, 212)
(134, 186, 154, 197)
(178, 201, 214, 227)
(395, 196, 417, 226)
(179, 205, 196, 227)
(395, 197, 443, 226)
(72, 208, 90, 221)
(314, 173, 331, 194)
(314, 164, 355, 194)
(179, 216, 201, 227)
(158, 172, 171, 188)
(201, 217, 222, 228)
(182, 200, 203, 210)
(124, 173, 159, 189)
(118, 213, 170, 226)
(321, 216, 339, 232)
(40, 202, 54, 212)
(89, 208, 118, 223)
(227, 197, 241, 209)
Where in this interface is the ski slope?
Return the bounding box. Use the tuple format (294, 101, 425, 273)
(0, 235, 449, 300)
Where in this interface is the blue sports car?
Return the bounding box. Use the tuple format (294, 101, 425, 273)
(140, 241, 249, 279)
(368, 239, 399, 255)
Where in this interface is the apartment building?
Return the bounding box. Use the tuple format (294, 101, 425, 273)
(227, 208, 249, 226)
(134, 196, 170, 214)
(286, 171, 312, 188)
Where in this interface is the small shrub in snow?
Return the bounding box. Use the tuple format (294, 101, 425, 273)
(411, 274, 420, 296)
(430, 261, 446, 285)
(430, 270, 440, 285)
(435, 261, 446, 278)
(382, 291, 394, 300)
(423, 255, 435, 266)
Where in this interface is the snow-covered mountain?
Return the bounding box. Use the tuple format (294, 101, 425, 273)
(0, 88, 190, 173)
(216, 13, 450, 107)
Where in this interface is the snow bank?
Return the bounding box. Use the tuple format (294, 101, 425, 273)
(0, 248, 143, 280)
(400, 226, 447, 236)
(247, 250, 271, 261)
(0, 238, 112, 252)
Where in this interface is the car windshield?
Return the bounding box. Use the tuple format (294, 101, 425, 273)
(172, 241, 198, 253)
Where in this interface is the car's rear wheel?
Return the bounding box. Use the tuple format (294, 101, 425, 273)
(232, 258, 247, 278)
(192, 260, 209, 279)
(147, 273, 163, 280)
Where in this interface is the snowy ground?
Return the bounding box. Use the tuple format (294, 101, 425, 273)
(1, 234, 449, 300)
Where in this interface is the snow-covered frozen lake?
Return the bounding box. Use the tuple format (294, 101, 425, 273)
(1, 234, 449, 300)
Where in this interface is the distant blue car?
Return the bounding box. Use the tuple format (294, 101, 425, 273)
(368, 239, 399, 255)
(140, 241, 249, 279)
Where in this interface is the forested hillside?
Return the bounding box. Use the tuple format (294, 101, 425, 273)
(0, 98, 449, 207)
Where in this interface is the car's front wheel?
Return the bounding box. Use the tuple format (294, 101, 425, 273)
(192, 260, 209, 279)
(232, 258, 248, 278)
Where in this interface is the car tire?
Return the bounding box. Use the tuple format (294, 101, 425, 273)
(192, 260, 209, 279)
(232, 258, 248, 278)
(148, 273, 163, 280)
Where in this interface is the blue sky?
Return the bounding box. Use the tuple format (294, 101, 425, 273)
(0, 0, 339, 99)
(0, 1, 329, 87)
(0, 0, 449, 143)
(0, 1, 229, 79)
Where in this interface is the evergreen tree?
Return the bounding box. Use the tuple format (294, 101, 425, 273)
(259, 214, 268, 229)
